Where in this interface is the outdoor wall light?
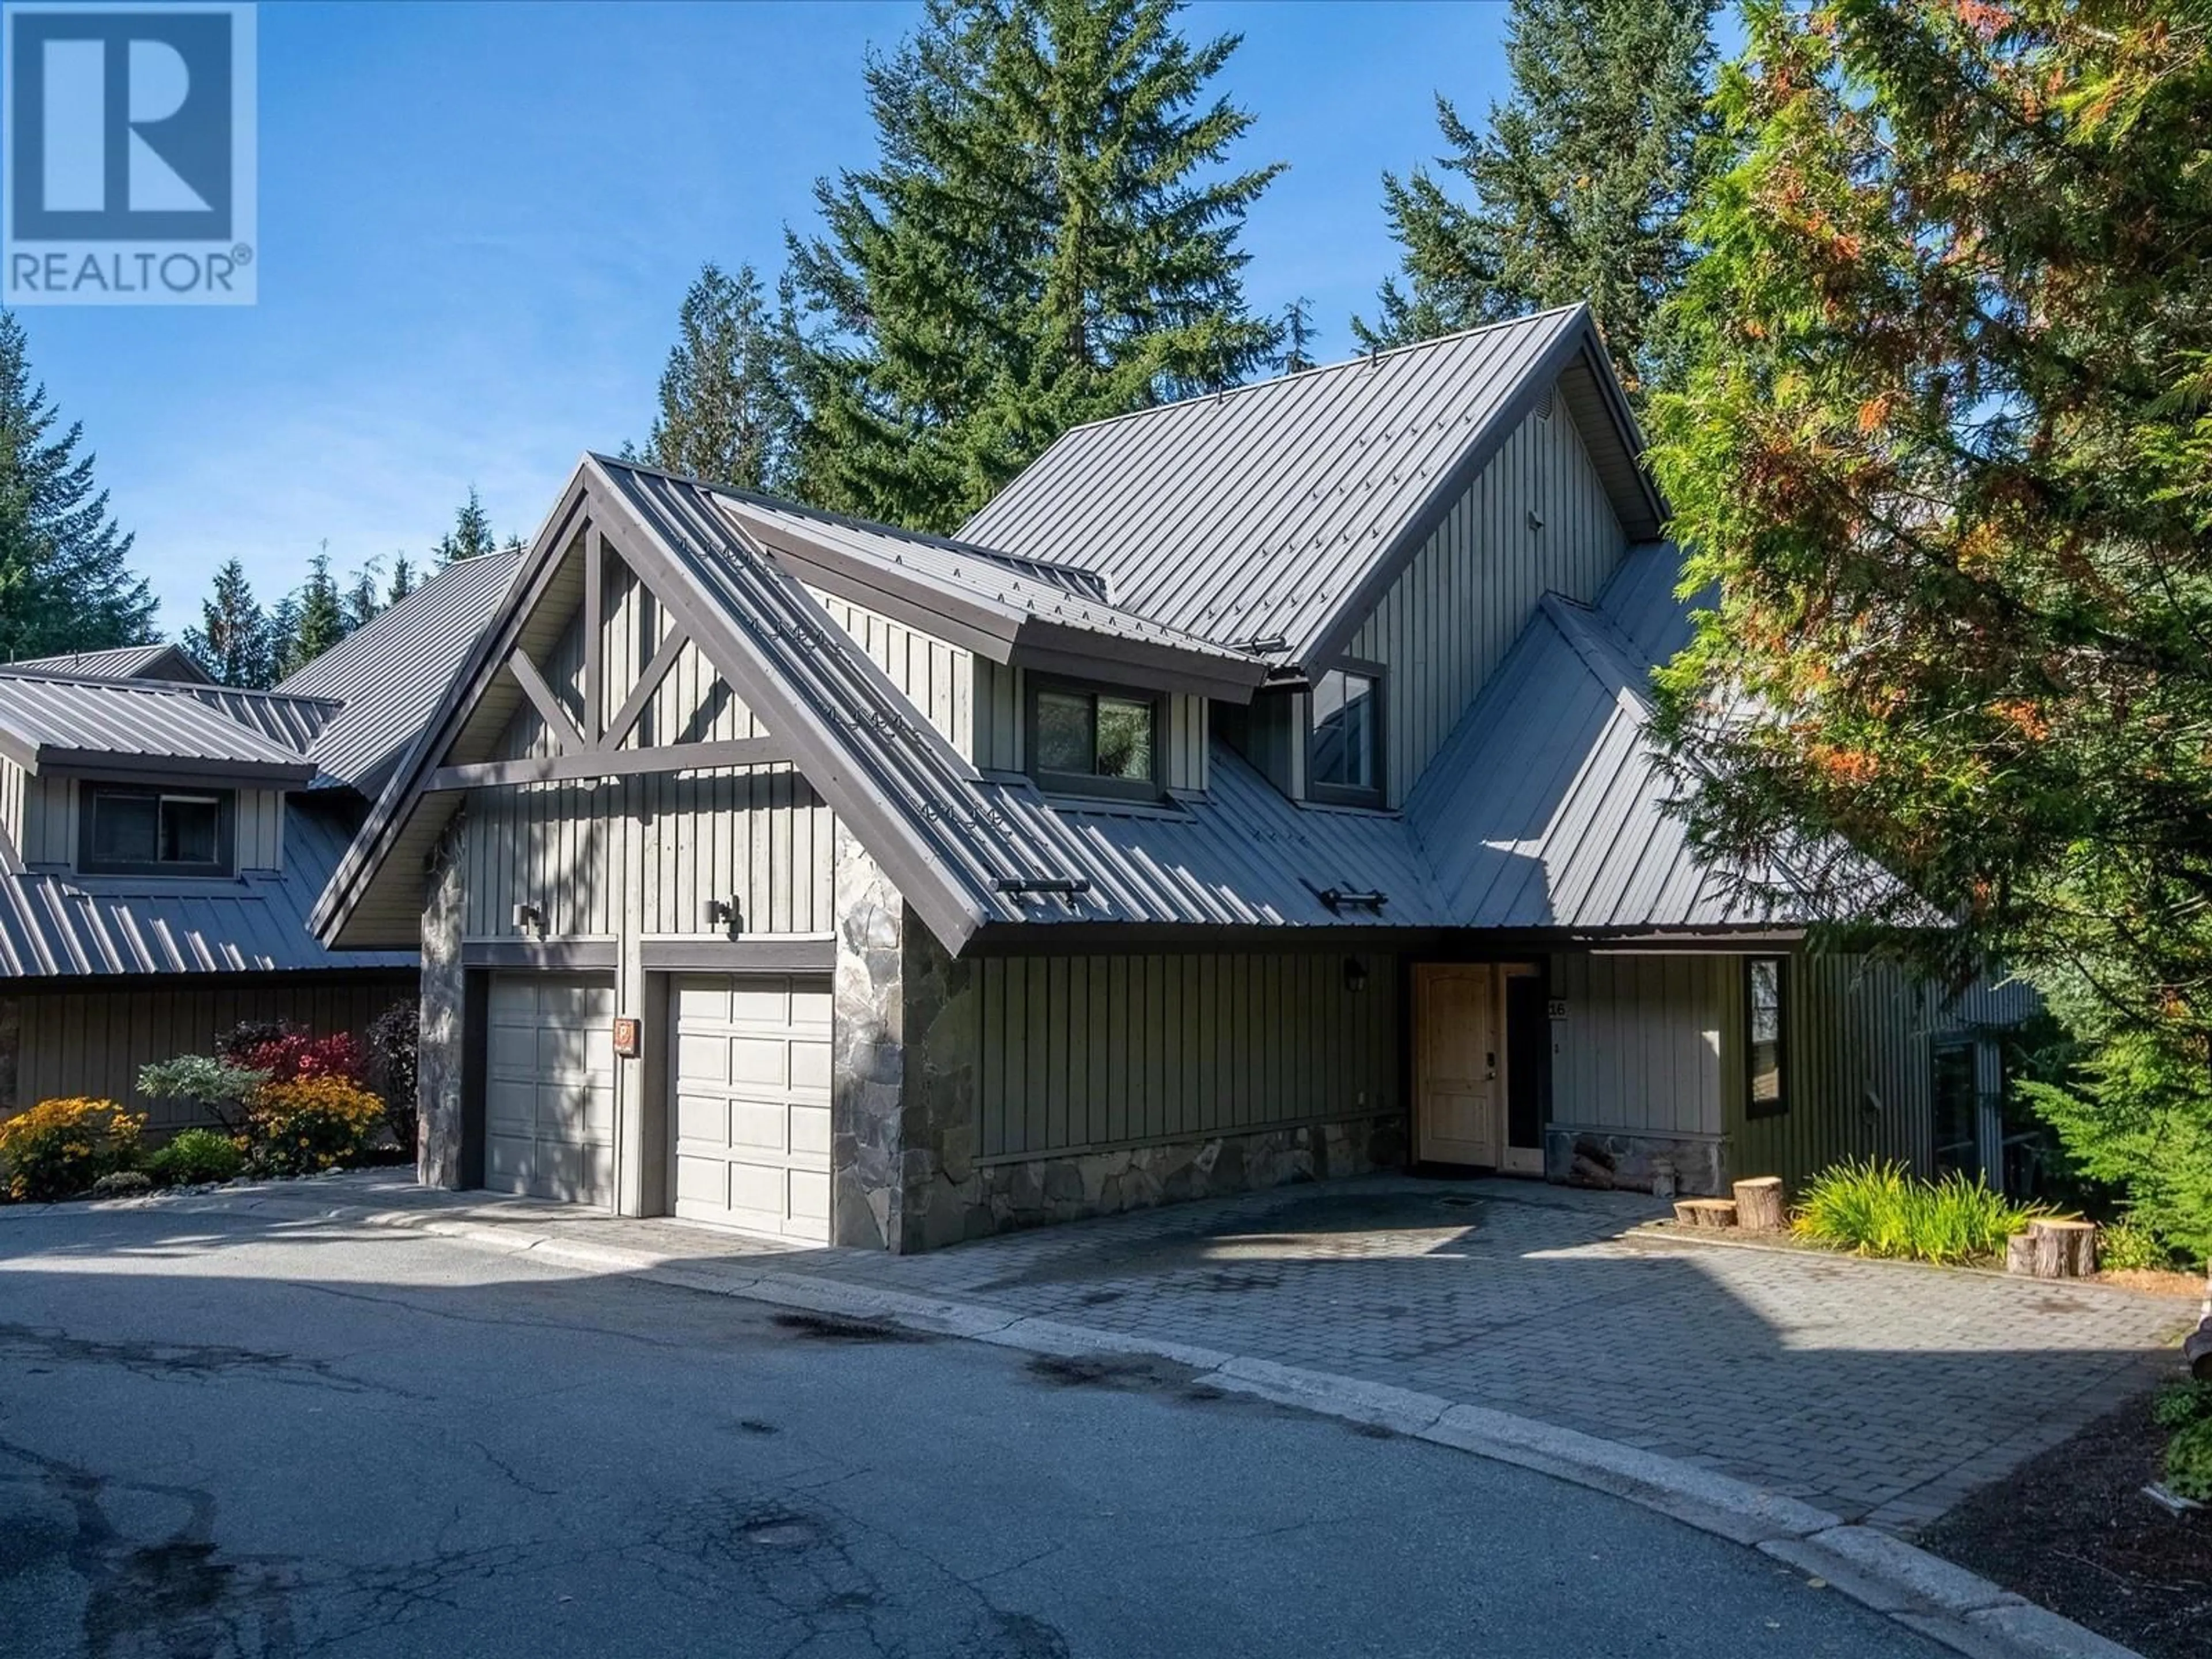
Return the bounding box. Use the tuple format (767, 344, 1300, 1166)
(512, 901, 544, 933)
(702, 897, 736, 933)
(1343, 956, 1369, 994)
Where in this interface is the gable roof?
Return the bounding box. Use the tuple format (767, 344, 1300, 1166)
(959, 304, 1664, 669)
(319, 458, 1822, 958)
(7, 642, 213, 684)
(278, 551, 522, 793)
(0, 672, 317, 785)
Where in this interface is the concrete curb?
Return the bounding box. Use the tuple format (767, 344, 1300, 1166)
(55, 1185, 2147, 1659)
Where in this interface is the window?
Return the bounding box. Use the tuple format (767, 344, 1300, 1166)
(1309, 666, 1383, 805)
(79, 787, 233, 876)
(1027, 681, 1160, 799)
(1745, 956, 1787, 1119)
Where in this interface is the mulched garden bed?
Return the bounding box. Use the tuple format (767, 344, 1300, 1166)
(1921, 1387, 2211, 1659)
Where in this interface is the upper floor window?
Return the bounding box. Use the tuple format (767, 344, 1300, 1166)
(1027, 680, 1159, 800)
(1745, 956, 1787, 1119)
(1309, 666, 1384, 806)
(79, 786, 234, 877)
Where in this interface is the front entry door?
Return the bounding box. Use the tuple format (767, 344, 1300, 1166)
(1416, 965, 1498, 1166)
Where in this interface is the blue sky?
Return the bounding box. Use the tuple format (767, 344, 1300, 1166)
(25, 0, 1517, 630)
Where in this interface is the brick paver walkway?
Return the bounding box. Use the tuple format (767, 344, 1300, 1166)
(181, 1171, 2194, 1531)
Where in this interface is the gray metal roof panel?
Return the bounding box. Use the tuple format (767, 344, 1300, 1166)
(278, 552, 522, 789)
(0, 673, 316, 777)
(8, 642, 211, 683)
(960, 306, 1653, 664)
(0, 796, 413, 978)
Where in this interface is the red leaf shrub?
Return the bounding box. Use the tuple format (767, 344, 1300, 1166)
(217, 1021, 366, 1086)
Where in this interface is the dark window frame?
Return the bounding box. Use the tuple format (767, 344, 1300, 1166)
(1022, 674, 1165, 802)
(1744, 954, 1788, 1120)
(1306, 659, 1387, 808)
(77, 784, 237, 877)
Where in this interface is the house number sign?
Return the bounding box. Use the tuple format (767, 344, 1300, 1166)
(1547, 998, 1569, 1022)
(611, 1016, 642, 1059)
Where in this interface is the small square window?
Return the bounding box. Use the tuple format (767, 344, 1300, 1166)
(1746, 956, 1787, 1119)
(1026, 682, 1160, 800)
(80, 787, 233, 876)
(1309, 666, 1383, 805)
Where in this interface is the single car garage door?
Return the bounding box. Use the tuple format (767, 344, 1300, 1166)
(486, 974, 616, 1207)
(671, 974, 832, 1241)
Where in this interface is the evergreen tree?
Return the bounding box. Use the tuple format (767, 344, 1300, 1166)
(275, 548, 347, 678)
(264, 592, 300, 681)
(789, 0, 1283, 532)
(0, 313, 156, 658)
(343, 558, 382, 631)
(641, 262, 801, 493)
(179, 558, 274, 688)
(1278, 297, 1319, 373)
(1646, 1, 2212, 1255)
(386, 554, 416, 607)
(1354, 0, 1718, 397)
(433, 488, 498, 564)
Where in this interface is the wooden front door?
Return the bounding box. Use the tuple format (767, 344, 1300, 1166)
(1415, 964, 1499, 1166)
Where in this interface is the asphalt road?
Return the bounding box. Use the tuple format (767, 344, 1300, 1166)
(0, 1204, 1944, 1658)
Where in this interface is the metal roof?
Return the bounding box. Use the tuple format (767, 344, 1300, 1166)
(0, 795, 414, 978)
(7, 642, 211, 684)
(321, 462, 1793, 956)
(278, 552, 522, 791)
(0, 672, 316, 783)
(960, 305, 1664, 668)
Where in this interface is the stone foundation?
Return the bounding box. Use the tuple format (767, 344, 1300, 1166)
(1545, 1127, 1725, 1196)
(417, 818, 467, 1190)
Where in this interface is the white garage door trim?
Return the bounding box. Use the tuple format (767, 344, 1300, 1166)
(669, 974, 832, 1242)
(484, 973, 616, 1208)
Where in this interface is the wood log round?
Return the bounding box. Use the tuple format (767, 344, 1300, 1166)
(2005, 1232, 2037, 1277)
(1732, 1177, 1786, 1233)
(2185, 1317, 2212, 1383)
(2025, 1218, 2098, 1279)
(1674, 1198, 1737, 1229)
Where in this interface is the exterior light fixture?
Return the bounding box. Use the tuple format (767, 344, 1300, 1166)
(1343, 956, 1369, 994)
(512, 902, 544, 934)
(702, 897, 736, 932)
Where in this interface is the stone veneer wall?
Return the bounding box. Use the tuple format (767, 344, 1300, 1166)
(830, 823, 1408, 1252)
(417, 817, 468, 1190)
(1544, 1127, 1726, 1197)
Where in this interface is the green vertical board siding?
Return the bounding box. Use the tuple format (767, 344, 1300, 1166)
(1547, 952, 1727, 1139)
(1349, 396, 1629, 808)
(976, 948, 1398, 1158)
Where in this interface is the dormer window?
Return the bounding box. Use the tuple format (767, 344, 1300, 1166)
(79, 786, 234, 876)
(1027, 679, 1160, 801)
(1309, 665, 1384, 806)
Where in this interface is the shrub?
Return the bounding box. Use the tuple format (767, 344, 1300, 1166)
(137, 1055, 268, 1134)
(0, 1098, 145, 1202)
(1792, 1160, 2047, 1265)
(2166, 1416, 2212, 1502)
(89, 1169, 151, 1198)
(220, 1021, 366, 1087)
(245, 1075, 384, 1175)
(365, 999, 419, 1156)
(2097, 1215, 2173, 1273)
(146, 1127, 244, 1187)
(2152, 1380, 2212, 1432)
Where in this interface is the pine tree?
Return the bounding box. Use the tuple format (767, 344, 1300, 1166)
(1278, 297, 1319, 373)
(433, 488, 498, 565)
(0, 313, 156, 658)
(641, 262, 800, 493)
(386, 554, 416, 607)
(343, 558, 382, 631)
(275, 548, 347, 678)
(179, 558, 274, 688)
(1354, 0, 1718, 398)
(789, 0, 1283, 532)
(1646, 1, 2212, 1253)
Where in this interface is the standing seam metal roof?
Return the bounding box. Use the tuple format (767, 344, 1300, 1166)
(7, 642, 211, 683)
(0, 672, 317, 775)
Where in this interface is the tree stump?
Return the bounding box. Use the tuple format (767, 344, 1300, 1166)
(2186, 1316, 2212, 1383)
(1674, 1198, 1737, 1229)
(2007, 1218, 2097, 1278)
(1732, 1177, 1786, 1233)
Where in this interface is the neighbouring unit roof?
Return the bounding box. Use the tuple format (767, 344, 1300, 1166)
(6, 642, 213, 684)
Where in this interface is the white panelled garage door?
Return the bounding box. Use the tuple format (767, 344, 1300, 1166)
(671, 975, 833, 1241)
(486, 974, 616, 1207)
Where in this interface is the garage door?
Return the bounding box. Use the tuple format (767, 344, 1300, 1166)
(486, 975, 616, 1207)
(671, 975, 832, 1241)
